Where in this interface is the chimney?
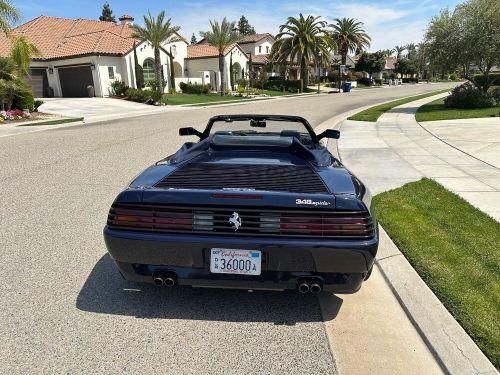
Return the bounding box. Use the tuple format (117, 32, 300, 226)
(119, 14, 134, 25)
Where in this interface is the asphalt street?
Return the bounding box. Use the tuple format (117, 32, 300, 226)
(0, 83, 455, 374)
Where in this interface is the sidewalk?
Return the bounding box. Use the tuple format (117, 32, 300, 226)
(338, 93, 500, 221)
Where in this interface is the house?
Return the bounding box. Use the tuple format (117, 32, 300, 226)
(0, 15, 189, 97)
(236, 33, 274, 77)
(185, 43, 249, 91)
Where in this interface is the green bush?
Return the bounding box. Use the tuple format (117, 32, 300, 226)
(261, 79, 302, 92)
(374, 78, 383, 86)
(34, 100, 44, 112)
(110, 80, 129, 96)
(449, 73, 459, 81)
(328, 70, 340, 83)
(473, 73, 500, 88)
(354, 71, 364, 80)
(402, 77, 419, 83)
(12, 89, 35, 112)
(444, 82, 496, 109)
(488, 86, 500, 103)
(125, 88, 162, 104)
(179, 82, 210, 94)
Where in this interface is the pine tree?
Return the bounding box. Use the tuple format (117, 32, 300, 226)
(99, 2, 116, 23)
(237, 15, 256, 36)
(190, 33, 197, 44)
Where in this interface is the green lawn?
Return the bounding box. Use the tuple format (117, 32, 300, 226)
(348, 89, 451, 122)
(416, 98, 500, 121)
(373, 179, 500, 369)
(162, 90, 311, 106)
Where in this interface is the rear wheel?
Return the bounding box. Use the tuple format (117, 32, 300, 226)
(364, 266, 374, 281)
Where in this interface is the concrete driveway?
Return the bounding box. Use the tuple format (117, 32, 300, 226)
(1, 83, 456, 374)
(39, 97, 182, 123)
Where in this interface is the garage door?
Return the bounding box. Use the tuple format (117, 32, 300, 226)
(27, 69, 48, 97)
(58, 65, 94, 97)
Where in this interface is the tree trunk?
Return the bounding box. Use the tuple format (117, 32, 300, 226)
(341, 46, 347, 66)
(301, 59, 308, 87)
(154, 47, 162, 92)
(167, 50, 175, 92)
(219, 54, 225, 96)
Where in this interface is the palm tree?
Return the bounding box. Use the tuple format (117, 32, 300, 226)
(270, 14, 334, 87)
(394, 45, 406, 59)
(406, 43, 417, 59)
(132, 11, 181, 92)
(10, 36, 39, 76)
(200, 17, 240, 96)
(0, 0, 20, 35)
(330, 18, 371, 66)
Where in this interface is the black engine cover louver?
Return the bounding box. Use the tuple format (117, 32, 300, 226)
(154, 163, 329, 194)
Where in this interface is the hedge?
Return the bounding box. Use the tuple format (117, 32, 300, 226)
(256, 79, 303, 92)
(473, 73, 500, 87)
(12, 90, 35, 112)
(179, 82, 210, 94)
(403, 77, 419, 83)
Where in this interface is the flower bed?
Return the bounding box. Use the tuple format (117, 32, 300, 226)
(0, 109, 31, 123)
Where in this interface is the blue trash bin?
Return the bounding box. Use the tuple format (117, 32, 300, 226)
(343, 82, 352, 93)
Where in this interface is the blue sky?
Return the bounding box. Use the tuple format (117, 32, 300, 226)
(16, 0, 461, 51)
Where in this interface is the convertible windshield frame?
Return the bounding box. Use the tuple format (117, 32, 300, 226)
(202, 115, 319, 144)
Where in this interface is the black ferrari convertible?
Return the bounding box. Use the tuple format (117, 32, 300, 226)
(104, 115, 378, 294)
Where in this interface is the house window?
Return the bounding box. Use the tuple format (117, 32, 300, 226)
(259, 46, 262, 53)
(266, 46, 269, 53)
(143, 58, 155, 82)
(108, 66, 114, 79)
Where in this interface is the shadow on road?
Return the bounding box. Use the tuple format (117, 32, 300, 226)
(76, 254, 343, 324)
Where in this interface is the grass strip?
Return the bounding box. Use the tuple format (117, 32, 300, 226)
(348, 89, 451, 122)
(373, 179, 500, 368)
(19, 117, 84, 126)
(416, 98, 500, 121)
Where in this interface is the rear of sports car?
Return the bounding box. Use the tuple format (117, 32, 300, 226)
(103, 153, 378, 294)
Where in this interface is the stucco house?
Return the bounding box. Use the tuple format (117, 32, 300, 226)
(236, 33, 274, 77)
(0, 15, 191, 97)
(185, 43, 249, 91)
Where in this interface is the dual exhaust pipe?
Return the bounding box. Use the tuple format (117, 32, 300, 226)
(298, 279, 323, 294)
(153, 273, 176, 287)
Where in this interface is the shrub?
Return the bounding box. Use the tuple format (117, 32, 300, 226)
(344, 71, 353, 81)
(179, 82, 210, 94)
(236, 78, 248, 88)
(125, 88, 162, 104)
(12, 89, 35, 112)
(354, 71, 364, 80)
(444, 82, 496, 109)
(110, 80, 129, 96)
(374, 78, 383, 86)
(328, 70, 340, 83)
(449, 73, 459, 81)
(402, 77, 419, 83)
(34, 100, 44, 112)
(261, 79, 302, 92)
(357, 77, 373, 86)
(473, 73, 500, 88)
(488, 86, 500, 103)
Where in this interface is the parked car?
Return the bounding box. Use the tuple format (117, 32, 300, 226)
(103, 115, 378, 294)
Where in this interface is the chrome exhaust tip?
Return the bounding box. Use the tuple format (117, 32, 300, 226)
(163, 277, 176, 287)
(153, 277, 164, 286)
(310, 283, 322, 294)
(298, 282, 310, 294)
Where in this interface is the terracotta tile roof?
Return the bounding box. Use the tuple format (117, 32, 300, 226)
(187, 43, 243, 59)
(0, 15, 137, 60)
(250, 54, 269, 64)
(238, 33, 274, 44)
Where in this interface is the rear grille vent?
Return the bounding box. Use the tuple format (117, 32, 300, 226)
(154, 163, 329, 194)
(107, 204, 375, 239)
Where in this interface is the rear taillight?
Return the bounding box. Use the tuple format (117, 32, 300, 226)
(109, 206, 192, 230)
(281, 215, 372, 236)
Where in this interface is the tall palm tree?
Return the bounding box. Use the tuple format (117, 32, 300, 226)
(330, 18, 370, 66)
(394, 45, 406, 59)
(10, 36, 39, 76)
(0, 0, 20, 35)
(406, 43, 417, 59)
(270, 14, 334, 87)
(132, 11, 181, 92)
(200, 17, 239, 96)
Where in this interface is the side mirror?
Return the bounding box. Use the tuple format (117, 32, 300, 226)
(317, 129, 340, 140)
(179, 127, 202, 138)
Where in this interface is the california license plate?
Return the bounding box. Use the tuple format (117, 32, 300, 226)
(210, 249, 262, 275)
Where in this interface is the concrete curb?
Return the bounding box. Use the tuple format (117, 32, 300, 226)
(318, 95, 498, 375)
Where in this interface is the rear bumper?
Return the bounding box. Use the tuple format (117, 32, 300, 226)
(104, 227, 378, 293)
